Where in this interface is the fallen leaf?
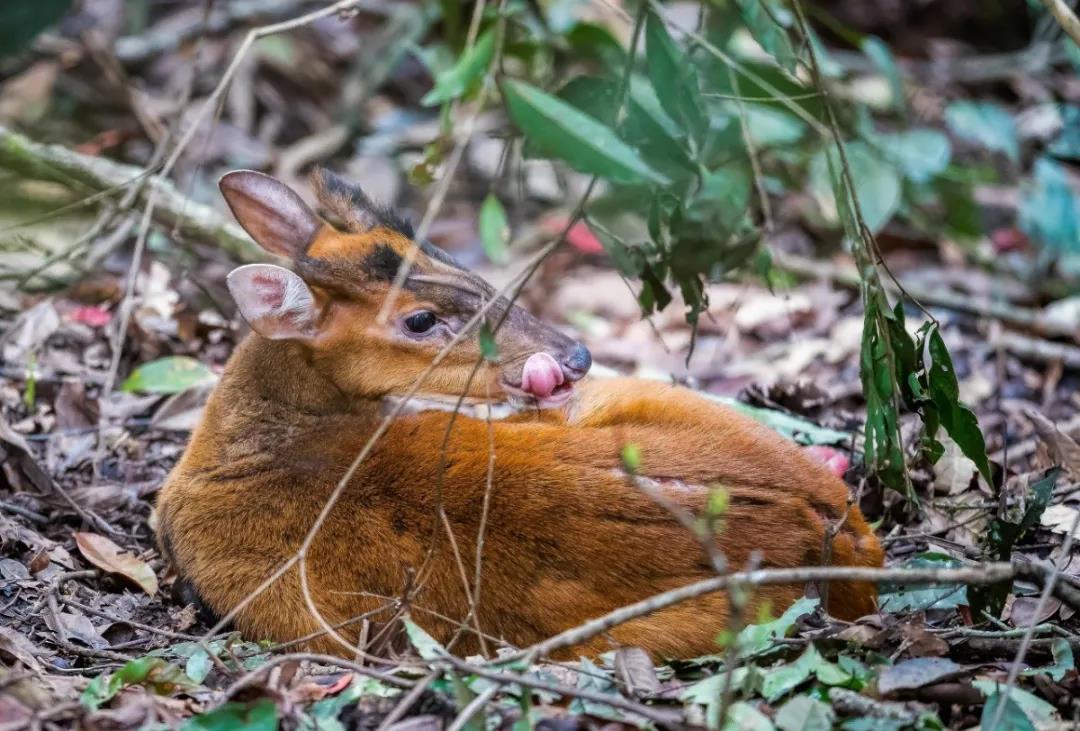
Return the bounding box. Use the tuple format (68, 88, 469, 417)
(74, 532, 158, 596)
(613, 646, 661, 697)
(45, 610, 109, 649)
(876, 657, 966, 695)
(0, 627, 43, 672)
(1040, 504, 1080, 538)
(1026, 409, 1080, 477)
(1007, 595, 1061, 628)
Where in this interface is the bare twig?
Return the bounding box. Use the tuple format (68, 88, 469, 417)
(1040, 0, 1080, 47)
(373, 670, 440, 731)
(507, 564, 1017, 663)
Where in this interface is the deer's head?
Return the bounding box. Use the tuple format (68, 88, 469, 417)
(221, 170, 591, 409)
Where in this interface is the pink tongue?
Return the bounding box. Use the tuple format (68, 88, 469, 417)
(520, 352, 564, 398)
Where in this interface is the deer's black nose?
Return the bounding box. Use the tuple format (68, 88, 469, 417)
(561, 343, 592, 381)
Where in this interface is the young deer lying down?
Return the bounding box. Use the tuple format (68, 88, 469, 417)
(156, 169, 884, 659)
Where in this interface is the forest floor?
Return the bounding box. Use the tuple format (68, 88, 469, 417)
(2, 1, 1080, 729)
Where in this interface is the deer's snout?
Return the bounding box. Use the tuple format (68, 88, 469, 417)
(560, 342, 592, 381)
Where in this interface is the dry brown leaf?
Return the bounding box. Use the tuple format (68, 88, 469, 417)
(1008, 595, 1062, 628)
(74, 532, 158, 596)
(0, 627, 43, 672)
(1026, 409, 1080, 477)
(613, 646, 661, 698)
(1040, 504, 1080, 538)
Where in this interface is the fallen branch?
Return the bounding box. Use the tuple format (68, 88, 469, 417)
(0, 126, 261, 262)
(509, 563, 1018, 663)
(775, 251, 1078, 342)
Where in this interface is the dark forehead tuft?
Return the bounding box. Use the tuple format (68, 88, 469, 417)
(313, 168, 415, 238)
(363, 243, 405, 281)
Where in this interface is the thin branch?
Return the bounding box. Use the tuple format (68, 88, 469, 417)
(508, 564, 1016, 662)
(1040, 0, 1080, 47)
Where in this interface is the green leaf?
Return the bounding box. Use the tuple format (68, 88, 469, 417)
(735, 104, 806, 147)
(181, 699, 279, 731)
(1021, 638, 1074, 682)
(810, 141, 902, 234)
(421, 30, 495, 106)
(502, 79, 668, 185)
(979, 689, 1036, 731)
(81, 657, 198, 710)
(774, 694, 835, 731)
(121, 356, 217, 395)
(736, 0, 798, 73)
(723, 701, 775, 731)
(973, 681, 1056, 727)
(403, 617, 445, 661)
(760, 645, 850, 702)
(859, 295, 911, 495)
(923, 327, 992, 485)
(732, 597, 818, 657)
(1048, 105, 1080, 161)
(861, 36, 904, 112)
(624, 77, 696, 179)
(556, 75, 620, 126)
(681, 669, 751, 729)
(1020, 156, 1080, 255)
(944, 101, 1019, 162)
(645, 11, 707, 142)
(704, 395, 850, 446)
(185, 647, 214, 684)
(877, 129, 952, 184)
(0, 0, 72, 56)
(478, 194, 509, 264)
(879, 553, 967, 612)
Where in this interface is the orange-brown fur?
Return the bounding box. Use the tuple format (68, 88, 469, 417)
(156, 172, 883, 660)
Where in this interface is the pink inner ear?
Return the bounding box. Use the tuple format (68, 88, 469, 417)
(252, 274, 286, 308)
(219, 170, 321, 259)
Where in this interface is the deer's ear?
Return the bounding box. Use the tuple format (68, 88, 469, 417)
(220, 170, 320, 259)
(226, 264, 321, 340)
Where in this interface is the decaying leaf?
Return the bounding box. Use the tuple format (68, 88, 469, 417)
(74, 532, 158, 596)
(1040, 503, 1080, 538)
(613, 646, 661, 698)
(876, 657, 966, 696)
(1026, 408, 1080, 477)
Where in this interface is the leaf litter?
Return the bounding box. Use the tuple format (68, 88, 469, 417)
(0, 1, 1079, 729)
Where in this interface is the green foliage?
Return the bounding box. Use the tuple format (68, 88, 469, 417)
(478, 0, 990, 497)
(180, 700, 279, 731)
(502, 79, 668, 185)
(774, 694, 834, 731)
(0, 0, 72, 56)
(403, 617, 445, 661)
(944, 101, 1019, 162)
(1020, 157, 1080, 261)
(730, 597, 818, 658)
(479, 193, 510, 264)
(879, 553, 967, 612)
(422, 30, 495, 106)
(121, 356, 216, 394)
(81, 656, 198, 710)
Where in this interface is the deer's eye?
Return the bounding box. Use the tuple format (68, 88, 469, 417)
(403, 311, 438, 334)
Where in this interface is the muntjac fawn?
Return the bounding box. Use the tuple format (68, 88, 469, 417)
(156, 169, 883, 660)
